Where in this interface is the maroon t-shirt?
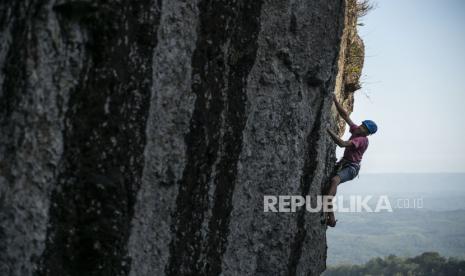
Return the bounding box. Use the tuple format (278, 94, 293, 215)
(343, 123, 369, 164)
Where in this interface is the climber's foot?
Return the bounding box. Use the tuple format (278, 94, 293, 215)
(326, 212, 337, 227)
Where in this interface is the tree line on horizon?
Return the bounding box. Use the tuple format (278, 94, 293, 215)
(325, 252, 465, 276)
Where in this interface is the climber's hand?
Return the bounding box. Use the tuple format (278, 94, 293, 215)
(327, 128, 352, 148)
(326, 127, 335, 135)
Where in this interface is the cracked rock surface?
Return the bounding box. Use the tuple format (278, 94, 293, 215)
(0, 0, 360, 275)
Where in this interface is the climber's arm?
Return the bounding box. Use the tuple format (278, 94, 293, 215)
(332, 95, 355, 126)
(327, 128, 353, 148)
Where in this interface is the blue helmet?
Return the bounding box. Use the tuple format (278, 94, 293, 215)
(362, 120, 378, 135)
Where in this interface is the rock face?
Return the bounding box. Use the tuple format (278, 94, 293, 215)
(0, 0, 362, 275)
(333, 0, 366, 136)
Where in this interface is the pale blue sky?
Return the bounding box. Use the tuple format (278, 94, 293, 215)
(336, 0, 465, 173)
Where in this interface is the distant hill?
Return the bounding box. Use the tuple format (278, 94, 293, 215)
(327, 210, 465, 264)
(327, 173, 465, 265)
(324, 252, 465, 276)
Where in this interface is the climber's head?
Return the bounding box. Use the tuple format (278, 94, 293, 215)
(352, 125, 368, 136)
(352, 120, 377, 136)
(361, 120, 377, 135)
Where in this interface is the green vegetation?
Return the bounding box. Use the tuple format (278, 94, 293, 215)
(325, 252, 465, 276)
(356, 0, 375, 18)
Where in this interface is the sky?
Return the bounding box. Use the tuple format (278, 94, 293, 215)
(336, 0, 465, 173)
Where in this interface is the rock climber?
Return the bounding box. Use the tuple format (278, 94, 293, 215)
(325, 94, 377, 227)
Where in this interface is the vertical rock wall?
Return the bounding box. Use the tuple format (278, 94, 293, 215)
(333, 0, 365, 135)
(0, 0, 361, 275)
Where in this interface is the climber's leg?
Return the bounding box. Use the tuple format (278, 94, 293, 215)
(325, 165, 358, 227)
(327, 175, 341, 196)
(325, 164, 358, 196)
(325, 176, 340, 227)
